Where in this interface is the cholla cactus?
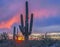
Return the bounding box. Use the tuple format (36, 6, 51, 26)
(19, 1, 33, 40)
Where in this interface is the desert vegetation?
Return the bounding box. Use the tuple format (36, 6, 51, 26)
(0, 36, 60, 47)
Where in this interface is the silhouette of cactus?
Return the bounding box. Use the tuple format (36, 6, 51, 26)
(19, 1, 33, 40)
(13, 26, 16, 40)
(16, 28, 18, 40)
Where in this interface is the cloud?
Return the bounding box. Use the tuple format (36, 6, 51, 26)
(0, 15, 20, 29)
(33, 25, 60, 33)
(33, 15, 60, 28)
(0, 0, 22, 21)
(32, 8, 60, 19)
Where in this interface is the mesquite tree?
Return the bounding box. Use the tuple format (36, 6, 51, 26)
(19, 1, 33, 40)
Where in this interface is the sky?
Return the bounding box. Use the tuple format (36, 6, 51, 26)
(0, 0, 60, 33)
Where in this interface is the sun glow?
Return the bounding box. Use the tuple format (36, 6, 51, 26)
(18, 36, 24, 40)
(16, 36, 24, 43)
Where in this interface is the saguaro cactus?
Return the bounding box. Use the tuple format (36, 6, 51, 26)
(13, 26, 17, 47)
(16, 28, 18, 40)
(13, 26, 16, 40)
(19, 1, 33, 40)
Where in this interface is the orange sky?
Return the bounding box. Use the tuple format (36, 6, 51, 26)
(0, 15, 20, 29)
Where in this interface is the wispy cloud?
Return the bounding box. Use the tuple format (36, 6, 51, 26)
(33, 25, 60, 33)
(0, 15, 19, 29)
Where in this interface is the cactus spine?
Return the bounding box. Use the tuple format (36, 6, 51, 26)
(19, 1, 33, 40)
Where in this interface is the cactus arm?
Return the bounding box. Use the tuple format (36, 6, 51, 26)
(30, 14, 33, 31)
(19, 25, 25, 35)
(20, 14, 24, 27)
(20, 14, 25, 34)
(19, 26, 24, 33)
(29, 13, 33, 35)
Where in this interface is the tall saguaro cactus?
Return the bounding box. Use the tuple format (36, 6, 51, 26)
(19, 1, 33, 40)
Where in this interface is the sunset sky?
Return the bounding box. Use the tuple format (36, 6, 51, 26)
(0, 0, 60, 33)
